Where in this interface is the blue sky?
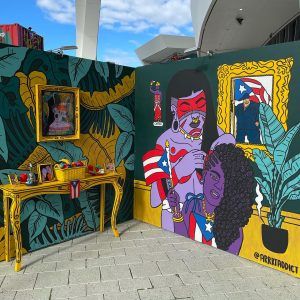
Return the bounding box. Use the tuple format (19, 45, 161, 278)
(1, 0, 194, 67)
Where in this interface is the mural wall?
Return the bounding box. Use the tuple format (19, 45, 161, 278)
(134, 41, 300, 277)
(0, 43, 135, 260)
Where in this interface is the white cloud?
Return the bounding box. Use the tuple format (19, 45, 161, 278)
(101, 48, 141, 67)
(36, 0, 192, 35)
(36, 0, 75, 24)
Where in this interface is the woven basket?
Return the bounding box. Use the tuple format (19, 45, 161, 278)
(54, 161, 87, 182)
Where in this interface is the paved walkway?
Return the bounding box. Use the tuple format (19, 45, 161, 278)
(0, 220, 299, 299)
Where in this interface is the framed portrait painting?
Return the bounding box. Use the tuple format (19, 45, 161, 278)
(37, 164, 55, 183)
(217, 58, 293, 158)
(35, 84, 80, 142)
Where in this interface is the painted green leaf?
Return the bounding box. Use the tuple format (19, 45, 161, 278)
(0, 47, 27, 78)
(22, 50, 70, 86)
(282, 153, 300, 182)
(115, 64, 123, 78)
(36, 195, 64, 224)
(0, 116, 8, 162)
(0, 77, 28, 119)
(253, 149, 274, 183)
(124, 153, 134, 171)
(77, 188, 100, 230)
(21, 199, 36, 222)
(95, 61, 109, 82)
(259, 103, 285, 155)
(40, 141, 87, 163)
(288, 189, 300, 200)
(273, 122, 300, 172)
(281, 176, 300, 199)
(115, 132, 133, 167)
(108, 104, 134, 132)
(68, 57, 92, 87)
(28, 211, 47, 242)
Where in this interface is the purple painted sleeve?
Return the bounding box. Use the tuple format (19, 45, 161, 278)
(150, 181, 163, 208)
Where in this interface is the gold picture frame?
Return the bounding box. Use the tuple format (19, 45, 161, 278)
(35, 84, 80, 142)
(37, 163, 55, 183)
(8, 173, 19, 185)
(217, 58, 293, 159)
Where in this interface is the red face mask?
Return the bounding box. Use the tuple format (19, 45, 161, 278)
(177, 90, 207, 120)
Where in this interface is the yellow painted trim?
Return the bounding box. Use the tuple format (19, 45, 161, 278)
(134, 180, 161, 227)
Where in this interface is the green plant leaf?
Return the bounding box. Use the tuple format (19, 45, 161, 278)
(40, 141, 87, 163)
(21, 199, 36, 222)
(274, 122, 300, 172)
(0, 47, 27, 78)
(35, 195, 64, 224)
(124, 154, 134, 171)
(253, 149, 274, 183)
(275, 215, 285, 228)
(0, 116, 8, 162)
(259, 103, 285, 155)
(115, 132, 133, 167)
(77, 188, 100, 230)
(281, 176, 300, 199)
(282, 153, 300, 182)
(115, 64, 123, 78)
(255, 177, 271, 203)
(68, 57, 92, 87)
(28, 211, 47, 243)
(108, 104, 134, 132)
(95, 61, 109, 82)
(288, 189, 300, 200)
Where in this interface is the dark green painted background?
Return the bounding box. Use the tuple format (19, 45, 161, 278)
(0, 43, 135, 256)
(134, 40, 300, 213)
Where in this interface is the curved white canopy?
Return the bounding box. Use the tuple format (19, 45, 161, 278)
(191, 0, 300, 55)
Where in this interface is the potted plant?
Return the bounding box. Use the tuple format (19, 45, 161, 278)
(253, 103, 300, 253)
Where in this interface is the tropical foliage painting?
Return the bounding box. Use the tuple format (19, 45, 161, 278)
(0, 43, 135, 258)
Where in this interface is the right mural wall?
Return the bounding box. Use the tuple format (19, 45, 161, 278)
(134, 40, 300, 277)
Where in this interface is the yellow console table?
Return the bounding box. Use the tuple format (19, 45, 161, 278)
(0, 172, 123, 272)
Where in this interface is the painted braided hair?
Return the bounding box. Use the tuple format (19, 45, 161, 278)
(205, 143, 256, 251)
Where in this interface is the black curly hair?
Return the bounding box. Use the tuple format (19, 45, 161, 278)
(204, 143, 256, 251)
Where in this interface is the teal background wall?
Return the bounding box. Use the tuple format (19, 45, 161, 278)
(135, 40, 300, 213)
(0, 43, 135, 259)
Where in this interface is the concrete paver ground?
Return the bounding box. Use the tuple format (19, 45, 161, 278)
(0, 219, 299, 299)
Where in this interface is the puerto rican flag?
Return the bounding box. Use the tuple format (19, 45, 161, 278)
(142, 147, 170, 186)
(70, 180, 80, 199)
(234, 78, 271, 104)
(189, 213, 217, 247)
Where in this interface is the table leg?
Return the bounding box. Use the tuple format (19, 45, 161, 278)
(10, 199, 22, 272)
(111, 181, 123, 237)
(100, 184, 105, 232)
(3, 195, 10, 262)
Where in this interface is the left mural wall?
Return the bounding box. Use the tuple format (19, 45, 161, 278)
(0, 43, 135, 260)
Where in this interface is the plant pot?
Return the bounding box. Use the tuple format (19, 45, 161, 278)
(261, 224, 288, 253)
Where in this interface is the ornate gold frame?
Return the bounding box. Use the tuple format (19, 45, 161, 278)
(35, 84, 80, 142)
(217, 58, 293, 159)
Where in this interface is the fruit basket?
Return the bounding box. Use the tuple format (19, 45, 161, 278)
(54, 160, 87, 182)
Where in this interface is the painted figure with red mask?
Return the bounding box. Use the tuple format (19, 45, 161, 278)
(150, 80, 163, 126)
(143, 70, 235, 232)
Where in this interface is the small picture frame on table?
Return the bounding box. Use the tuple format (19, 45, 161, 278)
(106, 162, 115, 172)
(8, 174, 19, 185)
(37, 164, 55, 183)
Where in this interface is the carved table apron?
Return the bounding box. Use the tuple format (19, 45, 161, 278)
(0, 172, 123, 272)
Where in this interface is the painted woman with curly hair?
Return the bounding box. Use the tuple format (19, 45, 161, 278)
(167, 143, 256, 255)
